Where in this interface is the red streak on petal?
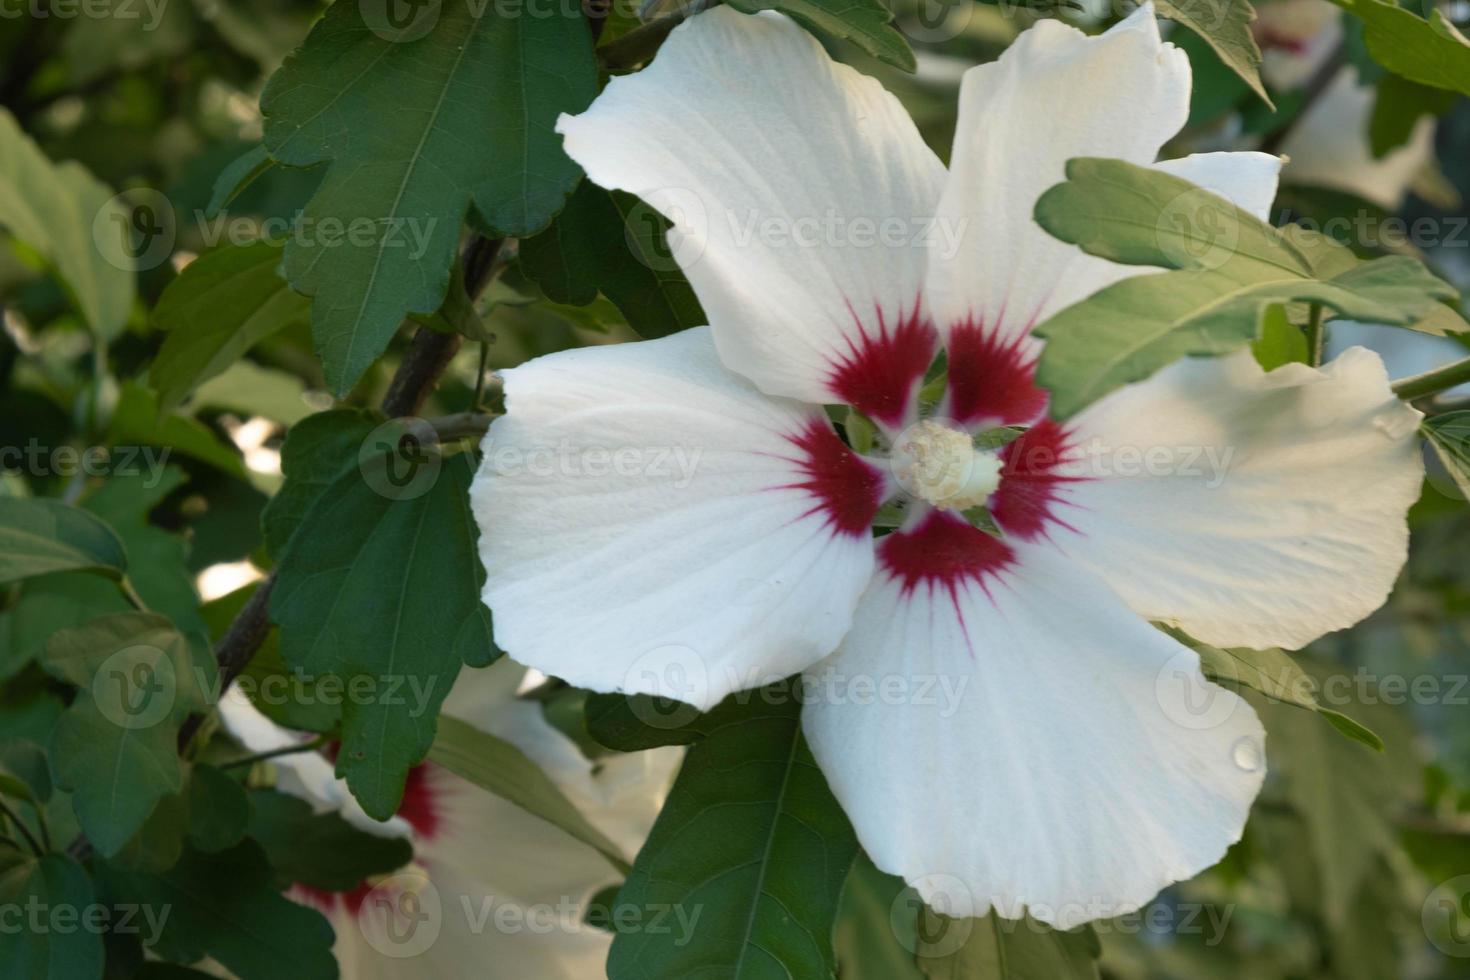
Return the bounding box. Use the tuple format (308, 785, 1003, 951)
(775, 417, 887, 537)
(396, 763, 441, 840)
(991, 420, 1086, 540)
(827, 303, 938, 429)
(879, 509, 1015, 605)
(944, 319, 1049, 429)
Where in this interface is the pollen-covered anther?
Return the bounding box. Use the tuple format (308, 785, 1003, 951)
(890, 420, 1004, 511)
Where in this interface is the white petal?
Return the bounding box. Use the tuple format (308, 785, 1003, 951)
(472, 328, 882, 711)
(557, 7, 946, 421)
(803, 517, 1264, 929)
(926, 4, 1190, 342)
(1014, 347, 1423, 650)
(292, 658, 682, 980)
(1280, 67, 1434, 210)
(1257, 0, 1343, 90)
(1154, 151, 1283, 221)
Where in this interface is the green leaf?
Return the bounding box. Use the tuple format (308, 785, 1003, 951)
(606, 684, 858, 979)
(1369, 73, 1458, 157)
(0, 107, 135, 339)
(148, 241, 311, 415)
(269, 450, 496, 819)
(1251, 663, 1420, 932)
(585, 692, 708, 752)
(1318, 708, 1386, 752)
(1, 574, 130, 682)
(81, 466, 207, 639)
(206, 144, 276, 220)
(1154, 0, 1272, 109)
(99, 841, 338, 980)
(0, 740, 52, 804)
(0, 499, 127, 586)
(41, 613, 208, 856)
(427, 713, 629, 874)
(1328, 0, 1470, 97)
(1164, 626, 1383, 750)
(186, 765, 250, 854)
(111, 788, 190, 874)
(1251, 304, 1308, 371)
(246, 788, 412, 892)
(1034, 157, 1310, 278)
(835, 856, 925, 980)
(260, 0, 598, 393)
(916, 913, 1100, 980)
(520, 182, 704, 340)
(1402, 824, 1470, 883)
(1422, 411, 1470, 499)
(0, 852, 104, 980)
(1032, 159, 1457, 418)
(108, 383, 247, 479)
(260, 408, 381, 559)
(725, 0, 915, 71)
(192, 360, 313, 426)
(200, 585, 341, 734)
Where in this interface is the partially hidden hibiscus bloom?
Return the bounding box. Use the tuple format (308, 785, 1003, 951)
(218, 661, 680, 977)
(471, 6, 1424, 926)
(1255, 0, 1434, 209)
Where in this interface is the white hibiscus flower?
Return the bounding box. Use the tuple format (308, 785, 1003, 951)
(219, 660, 681, 977)
(1255, 0, 1435, 209)
(470, 5, 1423, 927)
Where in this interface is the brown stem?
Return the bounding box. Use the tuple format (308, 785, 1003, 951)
(172, 238, 506, 753)
(598, 9, 690, 70)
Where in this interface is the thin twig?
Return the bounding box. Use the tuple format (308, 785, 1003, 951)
(598, 10, 690, 70)
(0, 800, 45, 856)
(219, 736, 329, 771)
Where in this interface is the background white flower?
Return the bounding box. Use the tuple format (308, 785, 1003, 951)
(219, 661, 682, 978)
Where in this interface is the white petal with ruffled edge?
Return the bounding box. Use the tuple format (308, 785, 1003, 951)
(1034, 347, 1423, 650)
(802, 525, 1264, 929)
(471, 328, 882, 711)
(925, 4, 1190, 345)
(298, 659, 680, 980)
(557, 7, 946, 422)
(1279, 67, 1434, 210)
